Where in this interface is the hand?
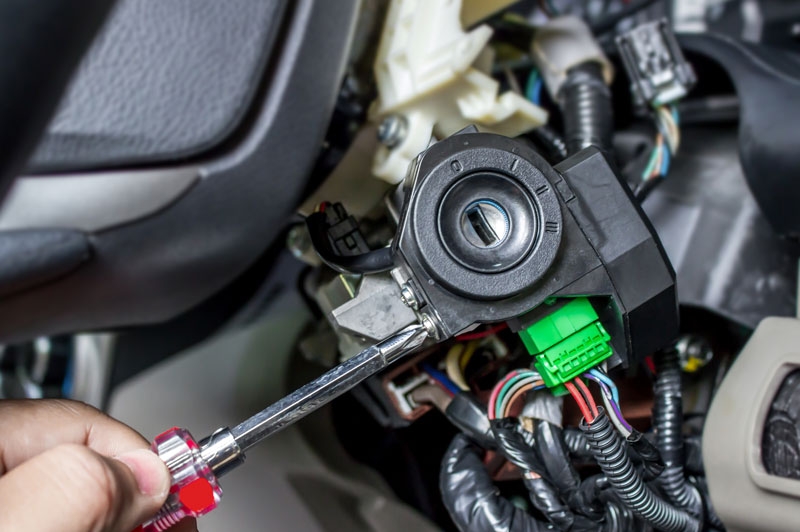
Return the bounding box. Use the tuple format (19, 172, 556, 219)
(0, 399, 197, 532)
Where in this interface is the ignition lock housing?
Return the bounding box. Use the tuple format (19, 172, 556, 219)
(393, 129, 678, 369)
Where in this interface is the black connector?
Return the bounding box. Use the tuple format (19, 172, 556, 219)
(319, 202, 370, 257)
(306, 203, 395, 274)
(616, 19, 696, 106)
(444, 392, 495, 450)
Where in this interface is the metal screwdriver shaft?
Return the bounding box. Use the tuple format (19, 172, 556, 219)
(141, 324, 429, 532)
(230, 323, 428, 453)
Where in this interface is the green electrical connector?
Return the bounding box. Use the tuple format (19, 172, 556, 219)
(518, 298, 612, 395)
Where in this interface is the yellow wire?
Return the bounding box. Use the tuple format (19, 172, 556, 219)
(657, 106, 679, 154)
(445, 344, 469, 391)
(460, 340, 480, 372)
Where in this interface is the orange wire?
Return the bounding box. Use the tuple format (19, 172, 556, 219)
(502, 380, 544, 418)
(574, 378, 599, 418)
(565, 381, 593, 422)
(503, 383, 533, 418)
(651, 135, 664, 179)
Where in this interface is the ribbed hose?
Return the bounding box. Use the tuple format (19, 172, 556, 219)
(559, 62, 613, 155)
(529, 125, 568, 163)
(580, 409, 700, 532)
(653, 350, 704, 517)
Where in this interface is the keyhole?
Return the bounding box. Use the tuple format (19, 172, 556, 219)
(461, 200, 510, 249)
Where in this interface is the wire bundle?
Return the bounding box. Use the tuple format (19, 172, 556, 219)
(584, 369, 632, 437)
(445, 334, 503, 391)
(563, 370, 634, 441)
(526, 69, 544, 106)
(642, 104, 680, 182)
(445, 342, 475, 391)
(488, 370, 545, 419)
(565, 378, 599, 422)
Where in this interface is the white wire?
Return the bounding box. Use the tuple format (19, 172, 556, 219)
(657, 106, 680, 155)
(599, 386, 632, 438)
(498, 374, 541, 417)
(656, 108, 676, 155)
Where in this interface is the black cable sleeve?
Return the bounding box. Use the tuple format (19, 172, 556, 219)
(490, 419, 547, 475)
(600, 500, 636, 532)
(580, 409, 701, 532)
(492, 419, 635, 530)
(587, 474, 638, 532)
(440, 434, 548, 532)
(523, 476, 575, 530)
(305, 212, 395, 274)
(445, 392, 496, 450)
(653, 350, 705, 517)
(491, 419, 584, 529)
(533, 420, 604, 521)
(563, 427, 593, 460)
(683, 434, 704, 475)
(626, 430, 666, 482)
(559, 62, 614, 156)
(529, 125, 568, 163)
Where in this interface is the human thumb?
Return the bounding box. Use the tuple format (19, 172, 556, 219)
(0, 443, 170, 532)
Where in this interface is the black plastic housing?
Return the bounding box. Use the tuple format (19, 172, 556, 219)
(616, 19, 696, 106)
(395, 132, 677, 368)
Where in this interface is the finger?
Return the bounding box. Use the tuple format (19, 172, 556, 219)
(0, 443, 170, 532)
(0, 399, 148, 473)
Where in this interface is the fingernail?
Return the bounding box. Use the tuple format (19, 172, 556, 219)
(117, 449, 170, 498)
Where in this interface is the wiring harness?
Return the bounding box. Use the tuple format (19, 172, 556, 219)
(421, 336, 718, 532)
(580, 409, 700, 532)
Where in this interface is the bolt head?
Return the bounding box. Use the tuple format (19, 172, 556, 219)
(377, 114, 407, 148)
(400, 284, 418, 310)
(420, 314, 439, 340)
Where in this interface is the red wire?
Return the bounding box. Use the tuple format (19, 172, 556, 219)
(644, 356, 657, 375)
(456, 323, 508, 341)
(488, 370, 519, 420)
(574, 378, 599, 419)
(565, 381, 593, 422)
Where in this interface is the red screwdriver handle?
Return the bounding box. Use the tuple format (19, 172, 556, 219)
(140, 428, 223, 532)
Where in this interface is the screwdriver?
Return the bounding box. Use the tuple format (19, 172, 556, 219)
(139, 324, 429, 531)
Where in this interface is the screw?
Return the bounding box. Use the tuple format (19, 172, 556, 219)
(377, 114, 408, 148)
(420, 314, 439, 340)
(399, 283, 419, 310)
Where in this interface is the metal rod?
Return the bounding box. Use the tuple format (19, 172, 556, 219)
(228, 324, 428, 455)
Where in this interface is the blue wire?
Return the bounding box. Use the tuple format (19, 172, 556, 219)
(588, 369, 619, 404)
(422, 363, 461, 395)
(526, 70, 543, 105)
(532, 78, 543, 105)
(660, 144, 671, 176)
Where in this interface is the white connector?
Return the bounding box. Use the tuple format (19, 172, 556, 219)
(386, 372, 432, 416)
(370, 0, 548, 184)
